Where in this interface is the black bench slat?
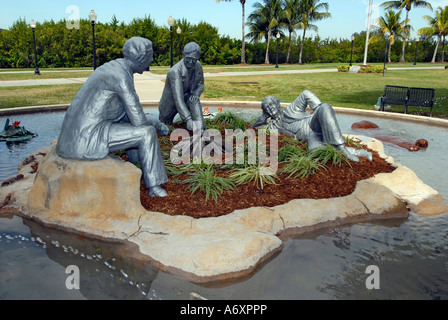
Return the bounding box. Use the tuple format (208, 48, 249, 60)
(380, 85, 435, 117)
(408, 87, 435, 107)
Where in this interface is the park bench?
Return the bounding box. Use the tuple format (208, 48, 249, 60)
(380, 85, 435, 117)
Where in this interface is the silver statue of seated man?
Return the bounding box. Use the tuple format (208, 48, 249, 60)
(56, 37, 169, 197)
(252, 90, 372, 162)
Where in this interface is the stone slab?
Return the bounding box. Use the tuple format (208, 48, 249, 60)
(349, 66, 361, 73)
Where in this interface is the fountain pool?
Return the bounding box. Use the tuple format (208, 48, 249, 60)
(0, 107, 447, 300)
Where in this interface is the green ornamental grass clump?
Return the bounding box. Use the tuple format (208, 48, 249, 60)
(206, 111, 248, 131)
(229, 164, 279, 190)
(184, 165, 235, 202)
(309, 144, 352, 167)
(280, 153, 326, 179)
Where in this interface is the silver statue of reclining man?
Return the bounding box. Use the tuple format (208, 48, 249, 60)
(252, 90, 372, 162)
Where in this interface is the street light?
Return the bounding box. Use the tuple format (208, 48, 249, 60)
(168, 15, 175, 67)
(177, 26, 182, 62)
(350, 35, 355, 66)
(89, 9, 98, 70)
(29, 19, 40, 75)
(275, 32, 280, 68)
(413, 36, 420, 66)
(383, 31, 390, 77)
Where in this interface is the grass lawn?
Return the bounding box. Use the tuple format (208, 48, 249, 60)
(149, 62, 446, 75)
(0, 84, 83, 109)
(202, 68, 448, 115)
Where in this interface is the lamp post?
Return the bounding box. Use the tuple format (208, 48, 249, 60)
(29, 20, 40, 75)
(383, 32, 390, 77)
(275, 32, 280, 68)
(89, 9, 97, 70)
(413, 36, 420, 66)
(177, 26, 181, 62)
(350, 35, 355, 66)
(168, 15, 175, 67)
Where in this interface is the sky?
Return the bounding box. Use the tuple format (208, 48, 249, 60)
(1, 0, 447, 40)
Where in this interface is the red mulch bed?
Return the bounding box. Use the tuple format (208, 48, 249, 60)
(130, 125, 395, 219)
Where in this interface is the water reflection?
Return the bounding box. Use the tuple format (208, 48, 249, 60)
(0, 213, 160, 300)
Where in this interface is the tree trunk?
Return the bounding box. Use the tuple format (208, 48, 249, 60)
(265, 28, 272, 64)
(299, 28, 306, 64)
(400, 10, 410, 63)
(286, 30, 292, 64)
(241, 1, 246, 64)
(442, 35, 446, 63)
(431, 35, 441, 63)
(388, 42, 392, 63)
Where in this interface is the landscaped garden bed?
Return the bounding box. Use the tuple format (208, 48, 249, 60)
(118, 112, 396, 218)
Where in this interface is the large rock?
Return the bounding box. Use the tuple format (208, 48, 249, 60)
(349, 66, 361, 73)
(1, 136, 447, 283)
(24, 144, 144, 238)
(351, 120, 379, 129)
(370, 165, 448, 215)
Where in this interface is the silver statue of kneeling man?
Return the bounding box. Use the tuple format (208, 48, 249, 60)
(56, 37, 169, 197)
(158, 42, 205, 132)
(252, 90, 372, 162)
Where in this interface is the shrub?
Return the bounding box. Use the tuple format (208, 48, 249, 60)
(184, 166, 235, 202)
(278, 143, 306, 162)
(280, 154, 326, 179)
(361, 65, 386, 73)
(337, 65, 386, 73)
(230, 164, 279, 190)
(309, 144, 351, 167)
(344, 136, 363, 148)
(208, 111, 248, 131)
(337, 65, 351, 72)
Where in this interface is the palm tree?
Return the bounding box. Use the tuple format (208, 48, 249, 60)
(297, 0, 331, 64)
(216, 0, 248, 64)
(246, 0, 284, 64)
(282, 0, 305, 63)
(418, 6, 448, 63)
(381, 0, 433, 62)
(369, 9, 408, 62)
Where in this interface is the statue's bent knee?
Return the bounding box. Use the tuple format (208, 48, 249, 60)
(315, 103, 334, 115)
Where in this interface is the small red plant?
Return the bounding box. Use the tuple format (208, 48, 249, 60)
(12, 121, 21, 127)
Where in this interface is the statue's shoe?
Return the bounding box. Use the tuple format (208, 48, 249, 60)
(339, 147, 373, 162)
(356, 149, 373, 162)
(148, 186, 168, 197)
(336, 145, 360, 163)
